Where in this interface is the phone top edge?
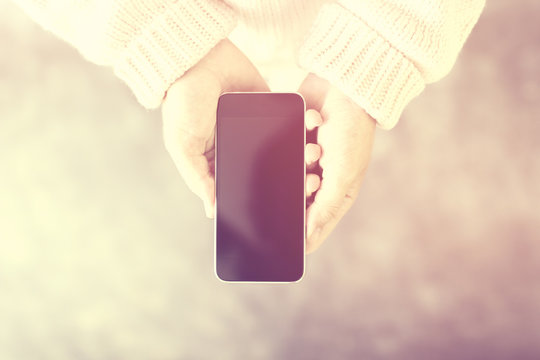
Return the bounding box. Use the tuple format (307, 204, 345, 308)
(218, 91, 305, 99)
(217, 92, 305, 118)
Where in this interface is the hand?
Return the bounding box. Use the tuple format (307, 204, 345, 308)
(299, 73, 376, 253)
(161, 39, 269, 218)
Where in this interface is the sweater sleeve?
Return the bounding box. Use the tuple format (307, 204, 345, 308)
(298, 0, 485, 129)
(12, 0, 237, 108)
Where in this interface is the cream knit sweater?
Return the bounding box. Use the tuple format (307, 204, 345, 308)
(13, 0, 485, 129)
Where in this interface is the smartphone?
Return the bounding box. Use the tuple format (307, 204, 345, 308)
(215, 93, 305, 283)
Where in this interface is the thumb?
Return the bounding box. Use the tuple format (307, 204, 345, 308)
(306, 178, 360, 253)
(305, 177, 347, 252)
(164, 136, 216, 219)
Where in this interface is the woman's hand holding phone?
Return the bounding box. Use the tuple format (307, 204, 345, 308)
(161, 39, 269, 218)
(299, 73, 377, 253)
(161, 42, 375, 256)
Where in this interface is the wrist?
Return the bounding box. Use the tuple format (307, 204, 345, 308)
(301, 73, 376, 131)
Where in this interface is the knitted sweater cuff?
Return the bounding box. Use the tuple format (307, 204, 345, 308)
(114, 0, 236, 109)
(298, 3, 425, 129)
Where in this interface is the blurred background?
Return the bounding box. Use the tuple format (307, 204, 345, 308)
(1, 0, 539, 359)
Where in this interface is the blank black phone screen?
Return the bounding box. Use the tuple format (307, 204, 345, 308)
(215, 93, 305, 282)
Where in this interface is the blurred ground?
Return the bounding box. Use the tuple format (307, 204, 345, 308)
(1, 0, 539, 359)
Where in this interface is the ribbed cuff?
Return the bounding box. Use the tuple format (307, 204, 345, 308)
(114, 0, 237, 109)
(298, 4, 425, 129)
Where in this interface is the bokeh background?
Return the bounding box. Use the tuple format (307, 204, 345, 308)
(1, 0, 539, 359)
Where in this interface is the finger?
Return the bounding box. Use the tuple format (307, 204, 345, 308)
(177, 155, 215, 219)
(305, 173, 321, 197)
(164, 136, 216, 219)
(306, 109, 323, 131)
(305, 181, 361, 253)
(305, 143, 322, 166)
(297, 73, 330, 111)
